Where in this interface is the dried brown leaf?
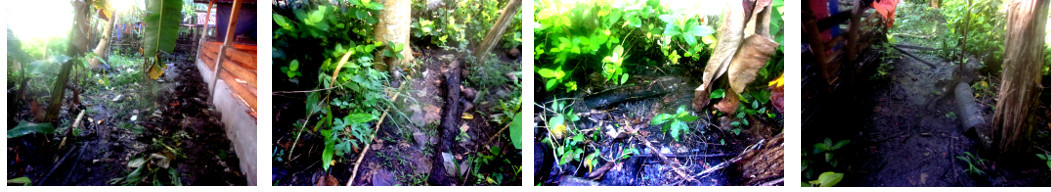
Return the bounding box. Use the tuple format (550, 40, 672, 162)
(728, 35, 779, 94)
(696, 1, 746, 109)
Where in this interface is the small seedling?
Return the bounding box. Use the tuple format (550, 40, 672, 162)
(957, 152, 987, 176)
(650, 105, 700, 142)
(1036, 153, 1051, 171)
(814, 138, 849, 167)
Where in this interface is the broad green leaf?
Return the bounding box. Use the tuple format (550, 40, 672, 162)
(651, 114, 676, 125)
(629, 17, 642, 27)
(812, 172, 843, 187)
(538, 68, 556, 78)
(679, 114, 699, 123)
(620, 73, 629, 84)
(321, 129, 335, 171)
(8, 121, 55, 138)
(710, 89, 726, 99)
(346, 113, 375, 124)
(274, 14, 293, 30)
(831, 139, 850, 150)
(510, 111, 523, 149)
(143, 0, 183, 56)
(670, 120, 688, 142)
(7, 177, 31, 186)
(289, 60, 299, 71)
(683, 35, 697, 46)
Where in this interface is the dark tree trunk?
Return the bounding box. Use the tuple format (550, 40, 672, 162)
(45, 0, 92, 122)
(991, 0, 1049, 153)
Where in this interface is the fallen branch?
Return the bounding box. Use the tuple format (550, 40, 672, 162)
(635, 134, 698, 183)
(892, 46, 937, 68)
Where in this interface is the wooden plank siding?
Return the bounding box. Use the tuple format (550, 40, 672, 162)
(198, 41, 257, 112)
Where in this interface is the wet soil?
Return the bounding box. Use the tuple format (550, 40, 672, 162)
(7, 37, 246, 185)
(271, 47, 523, 186)
(534, 63, 784, 186)
(804, 46, 1051, 186)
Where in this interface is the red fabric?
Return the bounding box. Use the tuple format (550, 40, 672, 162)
(871, 0, 900, 28)
(809, 0, 832, 41)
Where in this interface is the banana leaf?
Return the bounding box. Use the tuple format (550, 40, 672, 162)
(143, 0, 182, 56)
(143, 0, 181, 79)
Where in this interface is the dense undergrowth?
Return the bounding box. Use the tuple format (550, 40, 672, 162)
(272, 0, 521, 186)
(534, 0, 784, 186)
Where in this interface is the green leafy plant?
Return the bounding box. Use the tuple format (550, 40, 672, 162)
(941, 0, 1005, 64)
(537, 66, 575, 92)
(540, 98, 583, 167)
(1037, 153, 1051, 171)
(411, 0, 521, 50)
(803, 171, 844, 187)
(601, 45, 629, 85)
(274, 1, 395, 173)
(650, 105, 699, 142)
(957, 151, 987, 176)
(814, 138, 849, 167)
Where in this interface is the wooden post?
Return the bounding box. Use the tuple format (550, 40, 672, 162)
(210, 0, 242, 101)
(472, 0, 521, 65)
(196, 0, 215, 62)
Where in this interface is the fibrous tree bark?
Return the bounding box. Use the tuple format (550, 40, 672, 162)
(992, 0, 1049, 153)
(471, 0, 521, 65)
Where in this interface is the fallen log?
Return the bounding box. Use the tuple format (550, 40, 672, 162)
(431, 58, 463, 185)
(734, 132, 784, 186)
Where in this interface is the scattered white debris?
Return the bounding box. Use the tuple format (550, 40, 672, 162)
(130, 115, 138, 121)
(112, 94, 123, 102)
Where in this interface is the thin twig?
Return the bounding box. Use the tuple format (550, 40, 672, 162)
(757, 177, 784, 186)
(486, 124, 511, 145)
(346, 92, 400, 186)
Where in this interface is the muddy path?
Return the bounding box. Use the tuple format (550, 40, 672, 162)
(7, 37, 246, 185)
(806, 45, 1051, 186)
(272, 47, 523, 186)
(534, 64, 784, 186)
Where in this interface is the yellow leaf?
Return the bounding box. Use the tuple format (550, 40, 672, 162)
(148, 59, 165, 79)
(462, 113, 474, 120)
(768, 73, 784, 88)
(551, 124, 567, 139)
